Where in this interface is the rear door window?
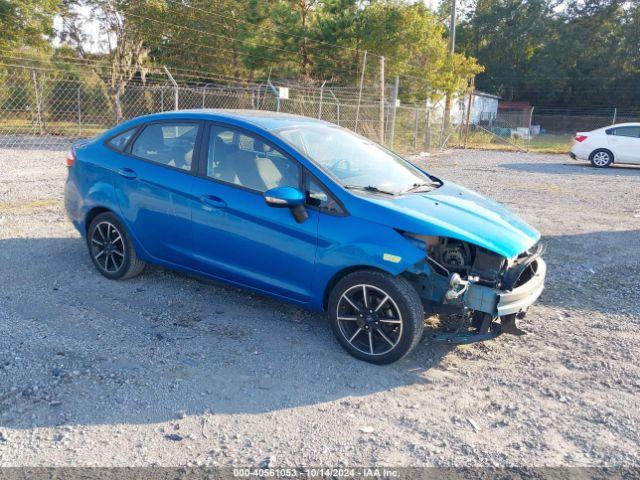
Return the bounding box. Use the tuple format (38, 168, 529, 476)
(131, 123, 200, 171)
(606, 126, 640, 138)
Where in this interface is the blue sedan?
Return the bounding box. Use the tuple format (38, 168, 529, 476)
(64, 110, 546, 364)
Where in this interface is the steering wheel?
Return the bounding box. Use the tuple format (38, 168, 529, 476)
(328, 158, 352, 173)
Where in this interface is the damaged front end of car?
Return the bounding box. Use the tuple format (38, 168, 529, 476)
(401, 233, 546, 344)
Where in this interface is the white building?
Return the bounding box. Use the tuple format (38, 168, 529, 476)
(469, 91, 501, 124)
(430, 90, 500, 125)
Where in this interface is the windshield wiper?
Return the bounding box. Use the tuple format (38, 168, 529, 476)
(344, 185, 397, 196)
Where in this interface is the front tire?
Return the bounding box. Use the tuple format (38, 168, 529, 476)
(590, 149, 613, 168)
(327, 270, 424, 364)
(87, 212, 145, 280)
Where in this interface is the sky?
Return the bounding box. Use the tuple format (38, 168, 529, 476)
(53, 5, 105, 53)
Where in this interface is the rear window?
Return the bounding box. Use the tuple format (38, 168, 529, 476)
(106, 128, 136, 151)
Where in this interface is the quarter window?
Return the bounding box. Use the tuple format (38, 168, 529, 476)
(106, 128, 136, 151)
(607, 126, 640, 138)
(207, 125, 300, 192)
(131, 123, 199, 171)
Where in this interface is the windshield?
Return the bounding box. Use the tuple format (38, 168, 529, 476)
(274, 124, 437, 195)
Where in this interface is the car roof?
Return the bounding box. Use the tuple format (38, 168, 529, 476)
(130, 109, 332, 132)
(603, 122, 640, 128)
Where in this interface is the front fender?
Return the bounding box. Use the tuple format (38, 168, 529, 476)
(309, 214, 426, 310)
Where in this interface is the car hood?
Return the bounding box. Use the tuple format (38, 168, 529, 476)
(357, 181, 540, 259)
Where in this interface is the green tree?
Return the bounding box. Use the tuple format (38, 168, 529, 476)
(85, 0, 169, 121)
(53, 0, 482, 107)
(457, 0, 640, 108)
(359, 1, 481, 102)
(0, 0, 61, 52)
(457, 0, 555, 101)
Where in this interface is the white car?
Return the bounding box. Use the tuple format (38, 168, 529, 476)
(570, 123, 640, 167)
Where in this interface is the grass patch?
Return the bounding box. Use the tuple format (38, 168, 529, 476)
(0, 119, 106, 137)
(528, 134, 574, 153)
(460, 132, 573, 154)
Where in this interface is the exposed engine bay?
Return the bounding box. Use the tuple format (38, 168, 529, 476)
(403, 232, 546, 345)
(407, 234, 506, 288)
(427, 238, 474, 276)
(404, 233, 542, 291)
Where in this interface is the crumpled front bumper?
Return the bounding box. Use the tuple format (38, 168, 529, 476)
(464, 257, 546, 317)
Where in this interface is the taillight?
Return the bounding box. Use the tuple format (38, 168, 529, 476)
(575, 135, 588, 142)
(66, 148, 76, 167)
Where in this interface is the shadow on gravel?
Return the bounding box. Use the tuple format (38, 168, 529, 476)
(0, 237, 453, 429)
(1, 229, 637, 429)
(502, 162, 640, 176)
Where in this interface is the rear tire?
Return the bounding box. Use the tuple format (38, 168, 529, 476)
(87, 212, 145, 280)
(589, 149, 613, 168)
(327, 270, 424, 365)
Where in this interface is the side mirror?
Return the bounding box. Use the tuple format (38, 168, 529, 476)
(264, 186, 308, 223)
(264, 186, 304, 208)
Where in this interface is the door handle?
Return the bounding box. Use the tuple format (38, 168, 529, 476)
(199, 195, 227, 210)
(116, 168, 137, 179)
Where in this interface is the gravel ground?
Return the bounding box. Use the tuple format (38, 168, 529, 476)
(0, 147, 639, 467)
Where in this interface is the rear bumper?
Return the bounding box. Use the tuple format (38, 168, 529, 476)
(64, 176, 85, 236)
(464, 257, 546, 317)
(570, 143, 591, 161)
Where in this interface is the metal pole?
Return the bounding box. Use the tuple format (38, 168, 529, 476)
(449, 0, 457, 59)
(354, 50, 367, 132)
(318, 80, 326, 119)
(612, 107, 617, 124)
(77, 86, 82, 136)
(390, 75, 399, 149)
(163, 66, 179, 110)
(463, 78, 475, 148)
(424, 100, 431, 151)
(379, 56, 385, 144)
(328, 89, 340, 126)
(267, 80, 279, 112)
(31, 71, 44, 135)
(262, 67, 274, 111)
(443, 0, 456, 131)
(202, 83, 214, 108)
(527, 106, 535, 153)
(413, 108, 419, 152)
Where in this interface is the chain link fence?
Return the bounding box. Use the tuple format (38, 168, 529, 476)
(0, 65, 452, 154)
(3, 64, 638, 154)
(458, 101, 534, 152)
(466, 106, 640, 152)
(532, 107, 640, 133)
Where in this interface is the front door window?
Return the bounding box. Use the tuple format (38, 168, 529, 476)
(207, 126, 300, 192)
